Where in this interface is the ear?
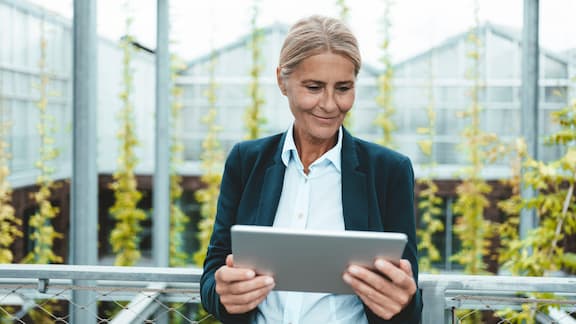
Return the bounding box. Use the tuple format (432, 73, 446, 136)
(276, 67, 287, 96)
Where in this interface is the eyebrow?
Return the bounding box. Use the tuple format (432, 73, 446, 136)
(301, 80, 355, 85)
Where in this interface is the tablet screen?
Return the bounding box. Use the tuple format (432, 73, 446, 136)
(231, 225, 407, 294)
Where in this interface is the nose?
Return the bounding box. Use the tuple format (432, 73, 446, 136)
(319, 90, 338, 112)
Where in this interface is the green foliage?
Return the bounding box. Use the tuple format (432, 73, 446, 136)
(0, 72, 22, 263)
(109, 10, 146, 266)
(193, 51, 225, 268)
(451, 4, 499, 277)
(336, 0, 353, 130)
(374, 0, 396, 147)
(496, 139, 526, 268)
(24, 21, 63, 265)
(495, 26, 576, 324)
(169, 55, 190, 267)
(336, 0, 350, 23)
(244, 0, 266, 140)
(499, 104, 576, 277)
(416, 58, 443, 273)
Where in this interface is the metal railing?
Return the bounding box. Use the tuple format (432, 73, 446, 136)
(0, 264, 204, 323)
(419, 273, 576, 323)
(1, 264, 575, 323)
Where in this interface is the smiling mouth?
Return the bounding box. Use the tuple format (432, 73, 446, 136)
(312, 115, 338, 120)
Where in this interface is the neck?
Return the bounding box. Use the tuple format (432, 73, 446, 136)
(293, 130, 338, 174)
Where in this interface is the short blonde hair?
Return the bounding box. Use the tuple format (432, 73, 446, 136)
(278, 15, 361, 78)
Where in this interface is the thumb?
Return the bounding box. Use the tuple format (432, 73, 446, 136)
(226, 254, 234, 267)
(399, 259, 413, 276)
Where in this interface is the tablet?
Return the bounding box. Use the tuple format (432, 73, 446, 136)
(231, 225, 407, 294)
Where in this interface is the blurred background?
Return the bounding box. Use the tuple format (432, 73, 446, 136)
(1, 0, 575, 322)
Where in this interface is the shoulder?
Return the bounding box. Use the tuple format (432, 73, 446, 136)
(234, 133, 284, 156)
(349, 135, 412, 170)
(227, 133, 285, 167)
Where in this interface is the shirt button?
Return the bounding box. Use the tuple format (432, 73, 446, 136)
(298, 213, 303, 219)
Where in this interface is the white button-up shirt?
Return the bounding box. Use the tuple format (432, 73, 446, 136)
(254, 125, 368, 324)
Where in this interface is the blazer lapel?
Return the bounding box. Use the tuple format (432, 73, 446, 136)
(257, 133, 287, 226)
(341, 129, 370, 231)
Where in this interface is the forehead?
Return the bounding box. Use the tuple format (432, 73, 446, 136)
(291, 52, 356, 81)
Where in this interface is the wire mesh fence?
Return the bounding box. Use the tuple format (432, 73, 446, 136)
(1, 266, 575, 323)
(0, 281, 212, 323)
(420, 273, 576, 324)
(0, 264, 208, 324)
(450, 294, 576, 323)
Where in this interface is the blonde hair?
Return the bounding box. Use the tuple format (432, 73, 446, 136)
(278, 15, 361, 78)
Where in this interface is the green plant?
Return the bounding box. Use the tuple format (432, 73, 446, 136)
(416, 56, 443, 273)
(336, 0, 350, 23)
(495, 100, 576, 322)
(192, 51, 224, 324)
(24, 20, 63, 264)
(374, 0, 396, 147)
(336, 0, 353, 130)
(193, 51, 224, 267)
(109, 7, 146, 266)
(244, 0, 266, 140)
(450, 2, 500, 276)
(169, 55, 189, 267)
(0, 71, 22, 263)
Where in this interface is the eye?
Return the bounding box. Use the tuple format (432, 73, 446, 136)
(306, 85, 321, 91)
(337, 86, 351, 92)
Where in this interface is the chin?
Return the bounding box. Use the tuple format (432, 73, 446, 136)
(309, 127, 340, 141)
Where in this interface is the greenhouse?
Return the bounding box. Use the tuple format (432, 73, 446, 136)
(0, 0, 575, 323)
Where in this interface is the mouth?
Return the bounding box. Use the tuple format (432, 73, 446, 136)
(312, 114, 338, 121)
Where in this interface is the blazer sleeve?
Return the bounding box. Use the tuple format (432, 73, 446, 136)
(365, 156, 422, 324)
(200, 144, 254, 324)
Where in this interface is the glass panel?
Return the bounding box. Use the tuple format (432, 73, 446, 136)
(487, 86, 513, 102)
(486, 33, 516, 79)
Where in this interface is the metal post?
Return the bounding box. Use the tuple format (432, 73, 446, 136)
(71, 0, 97, 323)
(153, 0, 170, 268)
(154, 1, 171, 322)
(520, 0, 539, 239)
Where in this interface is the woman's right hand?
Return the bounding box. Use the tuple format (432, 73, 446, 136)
(215, 254, 276, 314)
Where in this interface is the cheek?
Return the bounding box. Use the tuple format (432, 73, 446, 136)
(290, 93, 318, 111)
(339, 93, 355, 111)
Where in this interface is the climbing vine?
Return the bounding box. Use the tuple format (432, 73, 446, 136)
(336, 0, 350, 23)
(169, 55, 189, 267)
(416, 55, 443, 273)
(336, 0, 353, 130)
(193, 51, 224, 267)
(24, 20, 63, 264)
(374, 0, 396, 147)
(244, 0, 266, 140)
(0, 71, 22, 263)
(496, 96, 576, 322)
(109, 4, 146, 266)
(450, 1, 498, 275)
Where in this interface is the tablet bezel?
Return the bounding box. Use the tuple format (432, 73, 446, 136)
(231, 225, 407, 294)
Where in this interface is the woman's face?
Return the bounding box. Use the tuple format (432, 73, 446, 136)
(278, 52, 356, 144)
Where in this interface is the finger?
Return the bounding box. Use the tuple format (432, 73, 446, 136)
(226, 254, 234, 267)
(398, 259, 413, 277)
(374, 259, 414, 289)
(224, 288, 271, 315)
(221, 278, 274, 306)
(346, 265, 396, 297)
(342, 272, 400, 320)
(215, 265, 255, 284)
(227, 275, 275, 295)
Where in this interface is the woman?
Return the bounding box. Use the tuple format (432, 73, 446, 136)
(200, 15, 422, 323)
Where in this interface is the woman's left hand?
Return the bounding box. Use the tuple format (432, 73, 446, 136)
(342, 258, 416, 320)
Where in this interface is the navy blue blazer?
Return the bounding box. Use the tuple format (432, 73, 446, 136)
(200, 128, 422, 323)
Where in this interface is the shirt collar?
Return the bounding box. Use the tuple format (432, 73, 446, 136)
(281, 123, 342, 173)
